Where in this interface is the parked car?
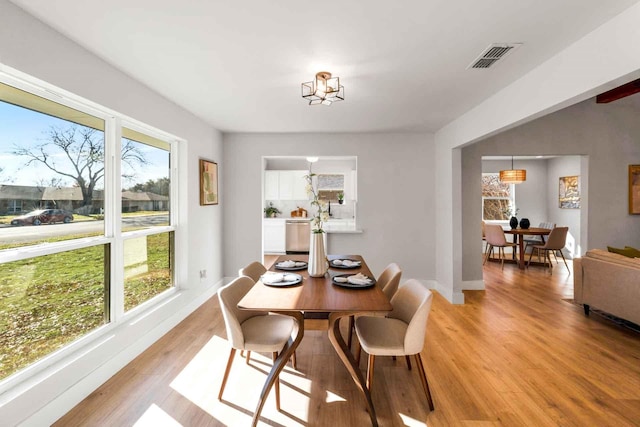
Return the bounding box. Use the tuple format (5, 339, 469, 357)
(10, 209, 74, 226)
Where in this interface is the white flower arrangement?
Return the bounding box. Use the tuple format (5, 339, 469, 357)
(305, 167, 329, 233)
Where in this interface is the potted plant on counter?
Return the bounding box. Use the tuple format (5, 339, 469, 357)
(337, 192, 344, 204)
(264, 202, 281, 218)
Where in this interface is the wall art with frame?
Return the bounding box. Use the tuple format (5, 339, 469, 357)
(630, 165, 640, 214)
(199, 159, 218, 206)
(559, 175, 580, 209)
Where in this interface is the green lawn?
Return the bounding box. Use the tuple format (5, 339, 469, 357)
(0, 233, 171, 380)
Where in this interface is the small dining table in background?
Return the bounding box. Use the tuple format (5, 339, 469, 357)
(238, 254, 392, 427)
(504, 227, 552, 269)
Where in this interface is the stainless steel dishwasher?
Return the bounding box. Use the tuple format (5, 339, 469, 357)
(285, 220, 310, 254)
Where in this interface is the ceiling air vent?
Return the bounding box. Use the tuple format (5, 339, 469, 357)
(468, 43, 522, 69)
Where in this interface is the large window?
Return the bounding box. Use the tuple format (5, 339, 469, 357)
(482, 173, 515, 221)
(0, 78, 178, 382)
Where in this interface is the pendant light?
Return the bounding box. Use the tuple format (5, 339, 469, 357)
(499, 156, 526, 184)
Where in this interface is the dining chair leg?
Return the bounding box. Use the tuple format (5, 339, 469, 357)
(405, 355, 412, 370)
(347, 315, 355, 349)
(290, 350, 297, 370)
(366, 354, 376, 390)
(355, 341, 362, 365)
(483, 244, 493, 265)
(527, 246, 535, 267)
(272, 352, 281, 411)
(414, 353, 435, 411)
(218, 348, 236, 400)
(245, 350, 251, 364)
(500, 247, 505, 270)
(558, 250, 570, 273)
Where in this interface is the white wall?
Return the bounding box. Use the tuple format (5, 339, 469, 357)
(223, 132, 435, 283)
(460, 97, 640, 283)
(435, 3, 640, 301)
(547, 156, 582, 257)
(0, 2, 223, 425)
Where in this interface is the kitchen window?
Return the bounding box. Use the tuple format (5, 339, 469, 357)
(317, 173, 344, 201)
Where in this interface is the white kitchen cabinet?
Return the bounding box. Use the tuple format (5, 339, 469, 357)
(264, 171, 279, 200)
(263, 219, 286, 253)
(340, 170, 357, 201)
(265, 170, 309, 201)
(351, 170, 357, 201)
(291, 170, 309, 200)
(278, 171, 294, 199)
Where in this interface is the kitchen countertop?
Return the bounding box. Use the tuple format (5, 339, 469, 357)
(263, 217, 362, 233)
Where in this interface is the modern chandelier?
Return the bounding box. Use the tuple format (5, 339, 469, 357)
(301, 71, 344, 106)
(499, 156, 527, 184)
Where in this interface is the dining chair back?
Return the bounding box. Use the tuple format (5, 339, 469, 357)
(483, 224, 517, 269)
(354, 279, 435, 411)
(238, 261, 267, 283)
(524, 222, 556, 253)
(378, 262, 402, 300)
(347, 262, 402, 349)
(527, 226, 570, 273)
(217, 276, 296, 410)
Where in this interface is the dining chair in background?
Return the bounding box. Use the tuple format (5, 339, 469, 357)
(238, 261, 297, 368)
(354, 279, 435, 411)
(527, 226, 570, 273)
(482, 220, 490, 259)
(218, 276, 296, 410)
(347, 262, 403, 349)
(483, 224, 518, 269)
(523, 222, 555, 256)
(238, 261, 267, 283)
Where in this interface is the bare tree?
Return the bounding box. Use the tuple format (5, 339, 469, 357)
(13, 125, 148, 207)
(36, 177, 66, 189)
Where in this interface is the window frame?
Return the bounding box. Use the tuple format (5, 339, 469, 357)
(0, 69, 183, 391)
(481, 172, 516, 223)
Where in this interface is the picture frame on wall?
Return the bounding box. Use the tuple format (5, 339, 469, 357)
(630, 165, 640, 214)
(199, 159, 218, 206)
(559, 175, 580, 209)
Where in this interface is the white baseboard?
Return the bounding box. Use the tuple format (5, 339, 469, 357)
(461, 280, 485, 290)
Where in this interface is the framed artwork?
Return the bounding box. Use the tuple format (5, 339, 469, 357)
(559, 175, 580, 209)
(199, 159, 218, 205)
(630, 165, 640, 214)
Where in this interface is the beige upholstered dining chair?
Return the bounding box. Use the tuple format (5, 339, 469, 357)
(347, 263, 403, 349)
(523, 222, 555, 255)
(527, 226, 570, 273)
(483, 224, 518, 269)
(217, 276, 296, 410)
(238, 261, 297, 368)
(238, 261, 267, 283)
(354, 279, 435, 411)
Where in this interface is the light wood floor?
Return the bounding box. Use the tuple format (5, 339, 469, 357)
(54, 259, 640, 426)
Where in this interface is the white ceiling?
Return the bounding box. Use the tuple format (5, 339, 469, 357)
(10, 0, 640, 134)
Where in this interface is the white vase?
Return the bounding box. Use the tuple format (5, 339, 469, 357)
(308, 232, 328, 277)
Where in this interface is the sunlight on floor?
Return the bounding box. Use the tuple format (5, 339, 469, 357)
(325, 390, 346, 403)
(168, 334, 313, 426)
(133, 404, 182, 427)
(399, 412, 427, 427)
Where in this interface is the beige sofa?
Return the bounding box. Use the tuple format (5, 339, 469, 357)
(573, 249, 640, 325)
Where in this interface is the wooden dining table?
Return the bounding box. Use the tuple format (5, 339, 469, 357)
(237, 254, 392, 427)
(503, 227, 552, 269)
